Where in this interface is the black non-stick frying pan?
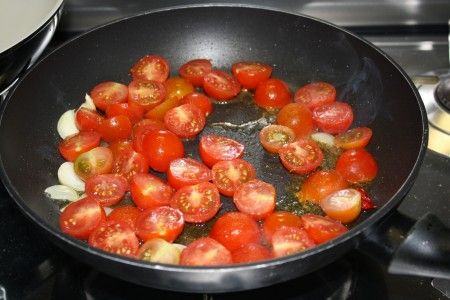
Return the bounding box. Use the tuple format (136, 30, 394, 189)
(0, 5, 440, 293)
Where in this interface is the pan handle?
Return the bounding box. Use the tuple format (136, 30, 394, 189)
(358, 211, 450, 279)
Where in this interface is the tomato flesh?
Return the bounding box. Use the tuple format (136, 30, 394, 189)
(90, 81, 128, 111)
(335, 127, 373, 149)
(59, 131, 101, 162)
(211, 159, 256, 197)
(108, 206, 141, 231)
(276, 103, 314, 137)
(111, 148, 148, 182)
(128, 80, 166, 111)
(167, 158, 212, 189)
(164, 103, 206, 138)
(130, 55, 169, 83)
(203, 70, 241, 101)
(312, 102, 353, 134)
(271, 226, 315, 257)
(181, 92, 213, 116)
(199, 135, 244, 168)
(254, 78, 292, 109)
(85, 174, 128, 206)
(298, 170, 348, 204)
(130, 173, 174, 210)
(135, 206, 184, 242)
(259, 124, 296, 154)
(180, 237, 232, 266)
(132, 118, 165, 154)
(336, 148, 378, 183)
(75, 108, 103, 131)
(179, 59, 212, 86)
(233, 179, 276, 220)
(98, 115, 132, 142)
(105, 102, 144, 124)
(301, 214, 348, 244)
(294, 81, 336, 111)
(263, 211, 303, 242)
(74, 147, 113, 180)
(320, 188, 362, 224)
(231, 243, 272, 264)
(278, 139, 323, 174)
(231, 61, 272, 89)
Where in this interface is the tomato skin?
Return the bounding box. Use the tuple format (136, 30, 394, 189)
(85, 174, 128, 206)
(259, 124, 296, 154)
(356, 187, 377, 210)
(74, 147, 114, 180)
(199, 135, 244, 168)
(59, 131, 101, 162)
(336, 148, 378, 183)
(231, 243, 272, 264)
(98, 115, 132, 143)
(233, 179, 276, 220)
(320, 188, 362, 224)
(108, 206, 141, 231)
(105, 102, 144, 124)
(59, 197, 106, 240)
(271, 226, 316, 258)
(312, 102, 353, 134)
(141, 129, 185, 172)
(130, 55, 169, 83)
(135, 206, 184, 242)
(111, 148, 148, 182)
(130, 173, 174, 210)
(88, 220, 139, 257)
(278, 139, 323, 174)
(180, 237, 232, 266)
(335, 127, 373, 150)
(209, 212, 261, 251)
(132, 118, 165, 154)
(181, 92, 213, 116)
(254, 78, 292, 109)
(276, 103, 314, 137)
(231, 62, 272, 89)
(90, 81, 128, 111)
(294, 82, 336, 111)
(170, 182, 221, 223)
(298, 170, 348, 204)
(203, 70, 241, 101)
(301, 214, 348, 244)
(263, 211, 303, 242)
(75, 108, 103, 131)
(167, 158, 212, 189)
(211, 159, 257, 197)
(179, 59, 213, 86)
(128, 80, 166, 111)
(164, 103, 206, 138)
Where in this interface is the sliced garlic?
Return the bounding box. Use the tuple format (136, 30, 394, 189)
(311, 132, 335, 147)
(44, 185, 79, 201)
(79, 93, 96, 110)
(57, 109, 79, 139)
(57, 162, 85, 192)
(172, 243, 187, 252)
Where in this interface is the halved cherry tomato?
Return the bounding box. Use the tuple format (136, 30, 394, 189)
(336, 148, 378, 183)
(199, 135, 244, 168)
(88, 220, 139, 257)
(335, 127, 373, 149)
(98, 115, 132, 142)
(111, 148, 148, 182)
(203, 70, 241, 101)
(59, 197, 106, 240)
(271, 226, 315, 258)
(138, 238, 183, 264)
(211, 159, 256, 197)
(294, 82, 336, 111)
(90, 81, 128, 111)
(130, 173, 174, 210)
(130, 55, 169, 83)
(108, 206, 141, 231)
(109, 139, 133, 157)
(105, 102, 144, 124)
(59, 131, 101, 161)
(254, 78, 291, 109)
(131, 118, 165, 154)
(180, 237, 232, 266)
(128, 80, 166, 111)
(312, 102, 353, 134)
(278, 139, 323, 174)
(231, 62, 272, 89)
(231, 243, 272, 264)
(85, 174, 128, 207)
(233, 179, 276, 220)
(209, 212, 261, 251)
(181, 92, 213, 116)
(301, 214, 348, 244)
(170, 182, 220, 223)
(320, 188, 362, 224)
(297, 170, 348, 204)
(179, 59, 212, 86)
(259, 124, 296, 154)
(141, 129, 184, 172)
(135, 206, 184, 242)
(276, 103, 314, 137)
(164, 103, 206, 138)
(263, 211, 303, 242)
(75, 108, 103, 131)
(74, 147, 113, 180)
(167, 158, 212, 189)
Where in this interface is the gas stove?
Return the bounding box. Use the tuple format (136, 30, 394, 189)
(1, 1, 450, 299)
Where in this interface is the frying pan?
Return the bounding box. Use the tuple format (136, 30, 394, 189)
(0, 5, 444, 293)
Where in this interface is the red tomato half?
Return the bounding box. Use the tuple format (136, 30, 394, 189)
(88, 220, 139, 257)
(259, 124, 296, 154)
(181, 92, 213, 116)
(263, 211, 303, 242)
(135, 206, 184, 242)
(211, 159, 256, 197)
(85, 174, 128, 206)
(312, 102, 353, 134)
(203, 70, 241, 101)
(231, 243, 272, 264)
(231, 62, 272, 89)
(59, 197, 106, 240)
(294, 82, 336, 111)
(298, 170, 348, 204)
(111, 148, 148, 182)
(90, 81, 128, 111)
(75, 108, 103, 131)
(254, 78, 291, 109)
(271, 226, 315, 258)
(130, 173, 174, 210)
(167, 158, 212, 189)
(233, 179, 276, 220)
(105, 102, 144, 124)
(98, 115, 132, 142)
(276, 103, 314, 137)
(170, 182, 220, 223)
(128, 80, 166, 111)
(109, 139, 133, 157)
(130, 55, 169, 83)
(74, 147, 113, 180)
(164, 103, 206, 138)
(336, 148, 378, 183)
(108, 206, 141, 231)
(209, 212, 261, 251)
(179, 59, 212, 86)
(131, 118, 165, 154)
(278, 139, 323, 174)
(301, 214, 348, 244)
(335, 127, 373, 150)
(199, 135, 244, 168)
(180, 237, 232, 266)
(59, 131, 101, 161)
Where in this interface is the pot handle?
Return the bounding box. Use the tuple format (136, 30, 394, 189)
(358, 211, 450, 279)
